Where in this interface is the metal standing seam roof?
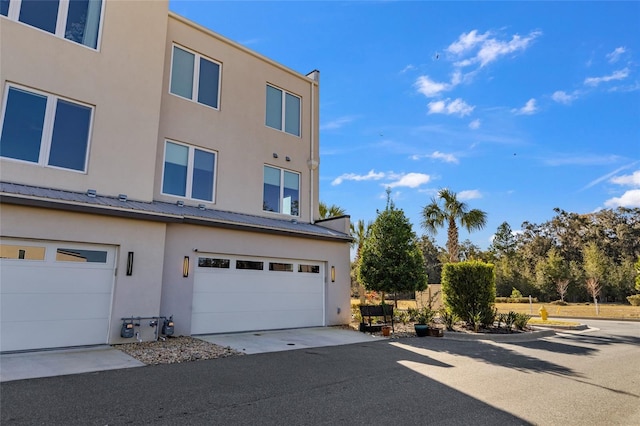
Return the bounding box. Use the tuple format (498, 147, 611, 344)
(0, 182, 351, 242)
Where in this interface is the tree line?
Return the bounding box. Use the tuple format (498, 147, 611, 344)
(323, 192, 640, 304)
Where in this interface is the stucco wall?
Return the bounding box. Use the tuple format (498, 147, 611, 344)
(0, 204, 167, 344)
(160, 223, 351, 336)
(155, 15, 320, 223)
(0, 1, 168, 201)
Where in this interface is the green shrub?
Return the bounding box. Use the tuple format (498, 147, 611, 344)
(407, 307, 418, 322)
(442, 261, 496, 325)
(394, 309, 410, 324)
(550, 300, 568, 306)
(514, 313, 531, 330)
(495, 297, 538, 303)
(627, 294, 640, 306)
(510, 287, 523, 299)
(499, 311, 517, 332)
(439, 308, 459, 331)
(482, 307, 498, 328)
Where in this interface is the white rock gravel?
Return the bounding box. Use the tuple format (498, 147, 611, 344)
(113, 336, 244, 365)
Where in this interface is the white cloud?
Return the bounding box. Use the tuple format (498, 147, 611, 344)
(428, 98, 475, 117)
(604, 189, 640, 208)
(552, 90, 577, 105)
(430, 151, 459, 164)
(386, 172, 431, 188)
(331, 169, 385, 186)
(449, 30, 542, 68)
(412, 151, 459, 164)
(447, 30, 491, 55)
(320, 116, 356, 131)
(584, 68, 629, 86)
(400, 64, 417, 74)
(415, 75, 450, 97)
(513, 98, 538, 115)
(606, 46, 626, 63)
(458, 189, 482, 200)
(469, 119, 481, 129)
(610, 170, 640, 186)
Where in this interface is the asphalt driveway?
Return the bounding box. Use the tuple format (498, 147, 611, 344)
(1, 320, 638, 425)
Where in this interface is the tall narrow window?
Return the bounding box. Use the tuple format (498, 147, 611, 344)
(263, 166, 300, 216)
(162, 141, 216, 202)
(170, 45, 221, 109)
(265, 85, 301, 137)
(0, 85, 93, 172)
(6, 0, 103, 49)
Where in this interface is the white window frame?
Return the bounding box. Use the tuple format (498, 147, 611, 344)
(2, 0, 105, 50)
(265, 84, 301, 137)
(0, 83, 94, 173)
(169, 44, 222, 110)
(161, 139, 218, 203)
(263, 165, 300, 217)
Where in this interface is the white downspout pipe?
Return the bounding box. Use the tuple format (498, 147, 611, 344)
(307, 70, 320, 224)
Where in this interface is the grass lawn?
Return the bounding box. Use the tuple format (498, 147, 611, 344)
(351, 298, 640, 320)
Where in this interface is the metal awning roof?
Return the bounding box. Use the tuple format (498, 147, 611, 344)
(0, 182, 351, 242)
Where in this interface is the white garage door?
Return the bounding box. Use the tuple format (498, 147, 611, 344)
(191, 255, 325, 334)
(0, 239, 116, 352)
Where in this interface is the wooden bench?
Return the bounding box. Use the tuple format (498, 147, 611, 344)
(359, 304, 394, 333)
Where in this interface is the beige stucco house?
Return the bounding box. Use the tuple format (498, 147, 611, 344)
(0, 1, 351, 352)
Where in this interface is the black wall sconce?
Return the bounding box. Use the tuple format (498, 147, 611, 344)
(183, 256, 190, 277)
(331, 266, 336, 282)
(126, 251, 134, 276)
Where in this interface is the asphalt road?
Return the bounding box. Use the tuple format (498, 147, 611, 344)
(1, 319, 638, 425)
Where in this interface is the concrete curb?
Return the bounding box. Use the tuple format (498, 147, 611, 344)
(441, 328, 556, 342)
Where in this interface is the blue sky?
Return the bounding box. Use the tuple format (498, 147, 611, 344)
(170, 1, 640, 249)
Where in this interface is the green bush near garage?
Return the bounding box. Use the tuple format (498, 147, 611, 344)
(442, 260, 496, 327)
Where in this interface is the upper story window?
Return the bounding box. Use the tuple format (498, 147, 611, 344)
(265, 84, 300, 137)
(263, 165, 299, 216)
(1, 0, 103, 49)
(162, 140, 217, 202)
(0, 84, 93, 173)
(170, 45, 221, 109)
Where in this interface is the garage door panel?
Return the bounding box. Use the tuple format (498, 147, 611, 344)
(0, 239, 115, 352)
(1, 267, 114, 294)
(1, 318, 109, 352)
(1, 293, 112, 321)
(192, 256, 324, 334)
(192, 307, 324, 335)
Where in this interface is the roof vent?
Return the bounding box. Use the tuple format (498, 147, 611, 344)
(86, 189, 97, 198)
(118, 194, 128, 202)
(176, 200, 185, 207)
(198, 204, 206, 210)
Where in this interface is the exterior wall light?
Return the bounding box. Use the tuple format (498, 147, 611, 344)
(183, 256, 190, 277)
(126, 251, 134, 276)
(331, 265, 335, 282)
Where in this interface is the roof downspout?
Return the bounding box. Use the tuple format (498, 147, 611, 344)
(307, 70, 320, 224)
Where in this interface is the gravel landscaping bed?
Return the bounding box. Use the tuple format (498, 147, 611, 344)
(113, 336, 244, 365)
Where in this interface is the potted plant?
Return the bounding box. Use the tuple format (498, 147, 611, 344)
(414, 307, 436, 337)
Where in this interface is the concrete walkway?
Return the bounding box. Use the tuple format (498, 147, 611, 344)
(0, 346, 144, 382)
(196, 326, 384, 354)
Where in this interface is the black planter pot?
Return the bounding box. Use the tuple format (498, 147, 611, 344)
(414, 324, 429, 337)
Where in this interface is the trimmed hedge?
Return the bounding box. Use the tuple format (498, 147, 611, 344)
(495, 297, 539, 303)
(442, 261, 496, 325)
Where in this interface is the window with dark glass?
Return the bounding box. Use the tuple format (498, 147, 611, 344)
(298, 264, 320, 273)
(162, 141, 216, 202)
(263, 165, 299, 216)
(0, 85, 92, 172)
(198, 258, 230, 268)
(4, 0, 102, 49)
(236, 260, 263, 270)
(265, 84, 300, 136)
(269, 262, 293, 272)
(56, 248, 107, 263)
(170, 45, 221, 109)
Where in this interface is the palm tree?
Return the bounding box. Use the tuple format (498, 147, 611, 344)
(350, 219, 372, 303)
(421, 188, 487, 263)
(318, 201, 346, 219)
